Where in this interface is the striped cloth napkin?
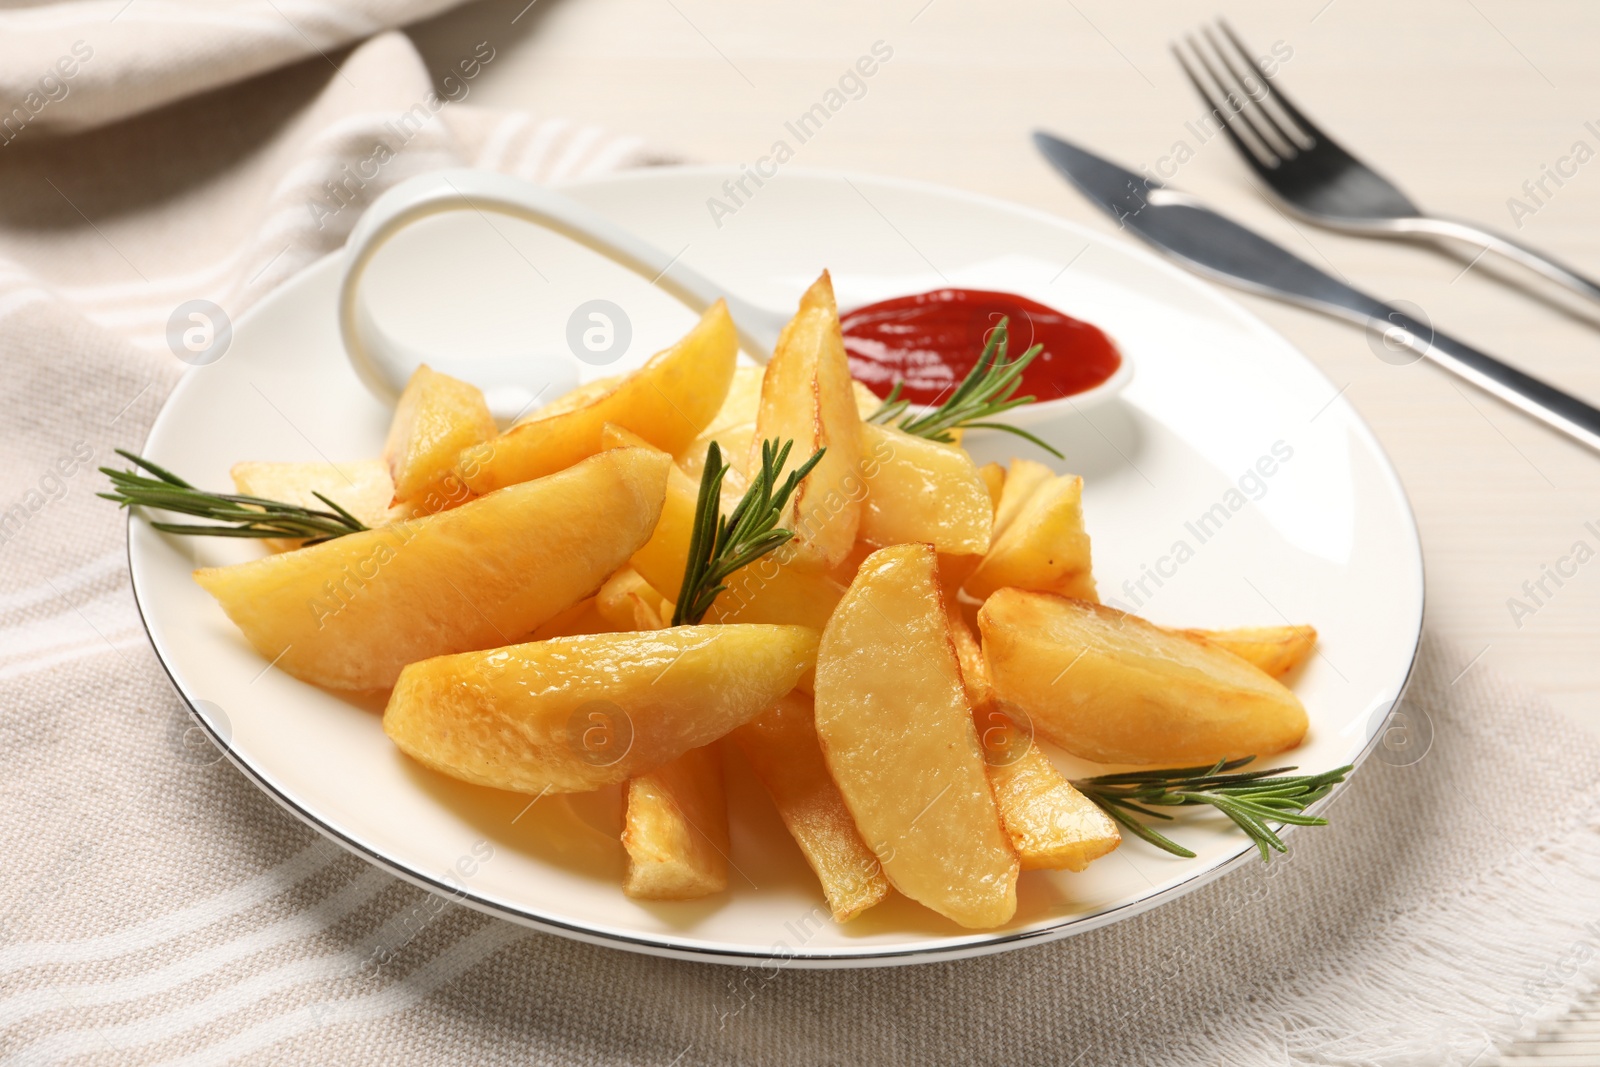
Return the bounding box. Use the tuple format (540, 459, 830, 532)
(0, 0, 470, 135)
(3, 15, 1599, 1067)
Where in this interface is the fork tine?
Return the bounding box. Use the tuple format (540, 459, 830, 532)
(1215, 19, 1321, 149)
(1188, 30, 1297, 163)
(1171, 40, 1278, 174)
(1202, 24, 1306, 156)
(1171, 42, 1267, 173)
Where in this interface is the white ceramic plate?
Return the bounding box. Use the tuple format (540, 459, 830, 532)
(130, 165, 1424, 968)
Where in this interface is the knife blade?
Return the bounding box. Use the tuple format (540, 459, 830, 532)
(1033, 130, 1600, 455)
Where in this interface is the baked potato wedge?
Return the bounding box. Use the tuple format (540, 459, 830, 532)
(990, 458, 1053, 540)
(858, 423, 992, 556)
(197, 447, 670, 690)
(622, 745, 729, 900)
(461, 301, 737, 493)
(733, 692, 891, 922)
(814, 543, 1017, 929)
(751, 272, 864, 567)
(980, 590, 1309, 765)
(383, 364, 497, 513)
(964, 470, 1096, 602)
(1180, 624, 1318, 679)
(595, 567, 671, 632)
(948, 608, 1119, 871)
(977, 461, 1005, 512)
(384, 623, 819, 793)
(984, 739, 1120, 871)
(229, 459, 411, 554)
(680, 365, 765, 480)
(530, 596, 616, 640)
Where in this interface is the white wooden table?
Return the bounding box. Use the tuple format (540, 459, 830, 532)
(410, 1, 1600, 1056)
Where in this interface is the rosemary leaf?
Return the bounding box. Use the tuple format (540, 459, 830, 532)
(1072, 757, 1352, 863)
(869, 317, 1064, 458)
(671, 438, 825, 626)
(100, 449, 368, 544)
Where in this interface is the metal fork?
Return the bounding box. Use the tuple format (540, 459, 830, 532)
(1174, 21, 1600, 308)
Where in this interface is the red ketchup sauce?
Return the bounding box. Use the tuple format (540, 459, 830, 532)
(839, 288, 1121, 406)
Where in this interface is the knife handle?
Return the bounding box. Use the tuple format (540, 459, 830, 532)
(1380, 309, 1600, 454)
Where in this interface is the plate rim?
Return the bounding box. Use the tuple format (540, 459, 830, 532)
(128, 163, 1427, 968)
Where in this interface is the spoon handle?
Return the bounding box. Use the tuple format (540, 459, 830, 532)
(339, 169, 778, 415)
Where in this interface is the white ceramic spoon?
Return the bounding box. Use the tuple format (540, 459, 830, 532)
(338, 168, 1132, 425)
(338, 169, 789, 422)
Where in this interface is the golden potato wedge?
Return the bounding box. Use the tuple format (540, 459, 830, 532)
(710, 554, 844, 694)
(701, 365, 765, 440)
(948, 608, 1118, 870)
(630, 396, 845, 630)
(709, 553, 845, 631)
(612, 448, 698, 607)
(946, 606, 995, 712)
(752, 272, 864, 567)
(530, 597, 616, 640)
(733, 692, 891, 922)
(826, 540, 876, 587)
(596, 567, 672, 632)
(954, 597, 983, 643)
(992, 459, 1053, 539)
(939, 554, 983, 602)
(196, 447, 671, 690)
(952, 604, 1050, 773)
(461, 301, 737, 493)
(851, 380, 883, 420)
(599, 423, 657, 452)
(977, 462, 1005, 512)
(980, 590, 1309, 764)
(679, 365, 765, 480)
(622, 745, 728, 900)
(1181, 624, 1318, 679)
(988, 458, 1051, 540)
(230, 460, 411, 553)
(644, 597, 673, 631)
(954, 601, 1053, 765)
(598, 421, 707, 596)
(530, 375, 621, 421)
(799, 271, 837, 313)
(965, 471, 1096, 602)
(814, 543, 1017, 929)
(682, 422, 755, 482)
(846, 543, 983, 605)
(858, 423, 993, 556)
(984, 741, 1120, 871)
(383, 364, 497, 513)
(384, 623, 819, 793)
(599, 420, 729, 609)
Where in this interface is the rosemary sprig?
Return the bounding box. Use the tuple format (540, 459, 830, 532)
(672, 438, 825, 626)
(1072, 757, 1352, 862)
(99, 449, 368, 544)
(868, 317, 1064, 458)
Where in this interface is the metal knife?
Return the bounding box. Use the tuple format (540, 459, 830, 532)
(1033, 130, 1600, 455)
